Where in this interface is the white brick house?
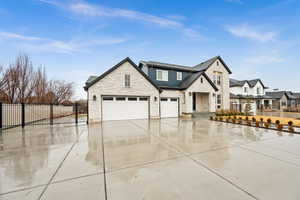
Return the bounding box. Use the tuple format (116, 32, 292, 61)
(84, 56, 232, 122)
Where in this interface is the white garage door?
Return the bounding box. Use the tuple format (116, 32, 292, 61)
(102, 96, 149, 121)
(160, 98, 179, 118)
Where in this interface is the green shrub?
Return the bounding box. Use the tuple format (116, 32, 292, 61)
(267, 118, 272, 123)
(252, 117, 256, 122)
(260, 118, 264, 122)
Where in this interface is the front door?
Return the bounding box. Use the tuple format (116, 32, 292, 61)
(192, 93, 196, 111)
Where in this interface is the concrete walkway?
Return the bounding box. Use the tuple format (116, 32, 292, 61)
(1, 118, 300, 199)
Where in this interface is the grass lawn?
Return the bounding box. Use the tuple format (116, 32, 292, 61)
(235, 115, 300, 126)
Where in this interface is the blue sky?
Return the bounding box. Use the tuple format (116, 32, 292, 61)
(0, 0, 299, 99)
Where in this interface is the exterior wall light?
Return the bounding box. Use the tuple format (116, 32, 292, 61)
(154, 96, 157, 101)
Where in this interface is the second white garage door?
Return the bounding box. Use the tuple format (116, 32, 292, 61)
(160, 97, 179, 118)
(102, 96, 149, 121)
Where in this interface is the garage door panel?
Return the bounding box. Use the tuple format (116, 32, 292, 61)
(161, 98, 178, 118)
(102, 96, 148, 121)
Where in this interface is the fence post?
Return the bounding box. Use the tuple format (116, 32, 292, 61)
(21, 103, 25, 128)
(0, 102, 2, 129)
(75, 102, 78, 124)
(50, 104, 53, 125)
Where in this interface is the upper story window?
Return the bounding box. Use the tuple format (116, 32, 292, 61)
(213, 72, 222, 86)
(217, 75, 221, 85)
(124, 74, 130, 87)
(216, 61, 219, 66)
(217, 94, 222, 105)
(156, 70, 168, 81)
(200, 77, 203, 83)
(244, 87, 248, 94)
(176, 72, 182, 80)
(257, 87, 261, 95)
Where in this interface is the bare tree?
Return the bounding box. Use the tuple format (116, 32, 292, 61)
(32, 66, 48, 103)
(4, 64, 19, 103)
(0, 66, 6, 91)
(15, 54, 35, 103)
(0, 53, 74, 104)
(48, 80, 74, 104)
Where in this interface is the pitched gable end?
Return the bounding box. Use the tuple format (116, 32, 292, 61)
(84, 57, 161, 92)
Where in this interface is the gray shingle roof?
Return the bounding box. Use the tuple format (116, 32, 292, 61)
(139, 61, 199, 72)
(265, 91, 297, 99)
(230, 79, 248, 87)
(157, 71, 218, 91)
(230, 93, 273, 99)
(230, 78, 267, 89)
(85, 76, 98, 84)
(193, 56, 232, 74)
(140, 56, 232, 74)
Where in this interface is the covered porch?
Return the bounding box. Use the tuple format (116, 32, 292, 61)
(186, 92, 214, 113)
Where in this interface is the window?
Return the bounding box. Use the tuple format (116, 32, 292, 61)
(170, 98, 178, 102)
(213, 72, 222, 85)
(257, 87, 261, 95)
(176, 72, 182, 80)
(156, 70, 168, 81)
(213, 74, 217, 84)
(217, 61, 219, 66)
(200, 77, 203, 83)
(139, 97, 148, 101)
(124, 74, 130, 87)
(244, 87, 248, 94)
(128, 97, 137, 101)
(93, 95, 97, 101)
(160, 98, 168, 101)
(116, 97, 126, 101)
(217, 95, 222, 105)
(217, 75, 221, 85)
(103, 97, 113, 101)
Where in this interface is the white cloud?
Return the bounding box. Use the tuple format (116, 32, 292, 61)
(0, 31, 128, 54)
(39, 0, 204, 40)
(67, 2, 182, 28)
(226, 24, 277, 42)
(0, 31, 43, 41)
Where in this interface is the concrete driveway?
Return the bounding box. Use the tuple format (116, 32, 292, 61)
(1, 118, 300, 199)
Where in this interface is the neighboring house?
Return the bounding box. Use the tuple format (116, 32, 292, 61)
(84, 56, 231, 122)
(230, 78, 272, 114)
(266, 91, 298, 110)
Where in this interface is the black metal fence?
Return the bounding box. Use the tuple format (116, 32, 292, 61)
(0, 102, 87, 130)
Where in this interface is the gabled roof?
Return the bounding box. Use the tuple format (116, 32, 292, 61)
(180, 71, 218, 91)
(293, 92, 300, 98)
(265, 91, 292, 99)
(193, 56, 232, 74)
(140, 56, 232, 74)
(158, 71, 218, 91)
(139, 61, 198, 72)
(230, 78, 267, 89)
(230, 93, 273, 99)
(230, 79, 248, 87)
(84, 57, 161, 92)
